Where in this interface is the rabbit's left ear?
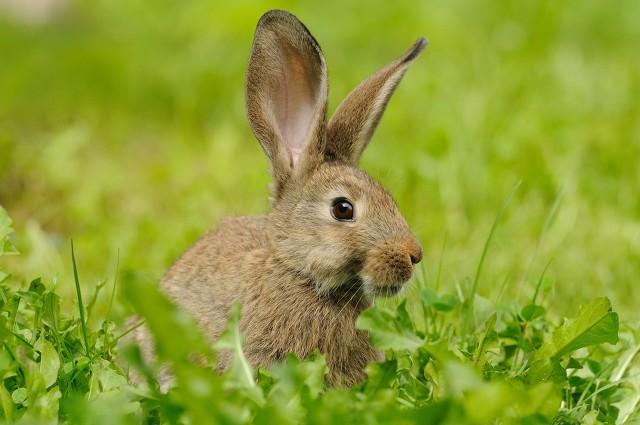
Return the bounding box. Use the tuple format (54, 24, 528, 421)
(246, 10, 328, 197)
(325, 38, 427, 165)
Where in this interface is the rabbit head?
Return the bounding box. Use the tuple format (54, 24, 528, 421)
(246, 10, 426, 298)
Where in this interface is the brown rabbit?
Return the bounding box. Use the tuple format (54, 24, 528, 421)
(140, 9, 426, 388)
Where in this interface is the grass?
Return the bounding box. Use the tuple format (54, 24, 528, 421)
(1, 0, 640, 423)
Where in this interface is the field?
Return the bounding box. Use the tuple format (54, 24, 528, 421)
(1, 0, 639, 423)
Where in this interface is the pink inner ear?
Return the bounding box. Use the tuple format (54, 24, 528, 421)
(273, 48, 321, 169)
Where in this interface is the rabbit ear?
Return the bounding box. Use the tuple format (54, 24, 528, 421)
(246, 10, 328, 197)
(326, 38, 427, 165)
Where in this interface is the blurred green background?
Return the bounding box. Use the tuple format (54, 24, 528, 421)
(1, 0, 639, 320)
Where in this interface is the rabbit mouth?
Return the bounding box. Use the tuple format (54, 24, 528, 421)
(358, 274, 407, 298)
(369, 284, 405, 298)
(326, 275, 406, 301)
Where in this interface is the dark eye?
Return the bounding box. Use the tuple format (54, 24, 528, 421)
(331, 198, 354, 221)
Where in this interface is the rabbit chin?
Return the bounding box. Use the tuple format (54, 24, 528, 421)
(358, 274, 409, 298)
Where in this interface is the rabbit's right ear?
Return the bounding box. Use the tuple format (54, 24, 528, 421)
(246, 10, 328, 198)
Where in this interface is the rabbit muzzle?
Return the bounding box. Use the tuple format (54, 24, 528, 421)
(359, 236, 422, 297)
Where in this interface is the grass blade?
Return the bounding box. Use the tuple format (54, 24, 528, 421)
(525, 188, 563, 278)
(532, 258, 552, 305)
(71, 240, 90, 356)
(107, 249, 120, 318)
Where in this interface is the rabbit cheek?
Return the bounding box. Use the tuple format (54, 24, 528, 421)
(360, 242, 414, 296)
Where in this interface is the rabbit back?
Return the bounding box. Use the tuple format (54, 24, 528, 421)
(162, 215, 269, 343)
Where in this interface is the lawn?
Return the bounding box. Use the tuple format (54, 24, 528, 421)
(0, 0, 639, 423)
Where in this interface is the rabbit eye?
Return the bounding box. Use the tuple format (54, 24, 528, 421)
(331, 198, 354, 221)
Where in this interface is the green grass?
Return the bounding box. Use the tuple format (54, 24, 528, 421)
(1, 0, 640, 423)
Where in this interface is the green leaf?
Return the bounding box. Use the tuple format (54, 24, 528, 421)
(35, 337, 61, 388)
(11, 388, 27, 406)
(541, 297, 618, 358)
(27, 386, 61, 422)
(566, 357, 582, 370)
(356, 306, 424, 351)
(363, 359, 398, 395)
(528, 297, 619, 382)
(297, 352, 327, 399)
(396, 299, 414, 331)
(88, 359, 129, 399)
(521, 304, 546, 321)
(41, 292, 61, 332)
(421, 287, 458, 312)
(421, 287, 439, 306)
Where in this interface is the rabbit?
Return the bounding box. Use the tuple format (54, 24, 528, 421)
(137, 9, 426, 389)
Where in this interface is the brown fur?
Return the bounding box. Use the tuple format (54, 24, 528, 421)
(135, 9, 426, 389)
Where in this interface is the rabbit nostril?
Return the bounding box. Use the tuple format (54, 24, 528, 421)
(410, 249, 422, 265)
